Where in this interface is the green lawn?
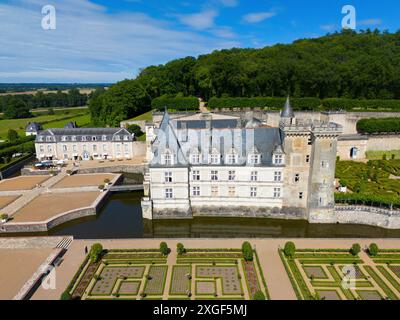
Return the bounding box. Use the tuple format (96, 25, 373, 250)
(127, 110, 152, 121)
(43, 114, 91, 129)
(0, 109, 91, 139)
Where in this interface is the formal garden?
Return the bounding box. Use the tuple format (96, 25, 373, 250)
(61, 242, 269, 300)
(280, 242, 400, 300)
(335, 159, 400, 208)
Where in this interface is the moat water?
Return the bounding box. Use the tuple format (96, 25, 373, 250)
(3, 191, 400, 239)
(42, 192, 400, 239)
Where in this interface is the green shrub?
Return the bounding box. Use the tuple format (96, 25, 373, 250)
(369, 243, 379, 256)
(284, 242, 296, 258)
(159, 242, 170, 255)
(357, 117, 400, 134)
(89, 243, 103, 262)
(241, 241, 253, 261)
(177, 243, 186, 255)
(60, 290, 72, 300)
(253, 291, 266, 300)
(152, 95, 199, 111)
(208, 97, 321, 110)
(350, 243, 361, 256)
(322, 99, 400, 111)
(0, 213, 8, 221)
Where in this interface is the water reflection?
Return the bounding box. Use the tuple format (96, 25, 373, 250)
(3, 192, 400, 239)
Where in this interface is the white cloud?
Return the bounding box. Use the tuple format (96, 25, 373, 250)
(218, 0, 239, 7)
(358, 18, 382, 26)
(242, 11, 276, 24)
(177, 10, 219, 30)
(320, 24, 336, 32)
(0, 1, 240, 82)
(211, 27, 236, 39)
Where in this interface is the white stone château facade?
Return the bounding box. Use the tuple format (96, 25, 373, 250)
(141, 98, 343, 220)
(35, 128, 136, 161)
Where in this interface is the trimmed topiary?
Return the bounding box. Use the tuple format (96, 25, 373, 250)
(177, 243, 186, 255)
(369, 243, 379, 256)
(60, 291, 72, 300)
(242, 241, 253, 261)
(89, 243, 103, 262)
(253, 291, 266, 300)
(159, 242, 170, 255)
(284, 242, 296, 258)
(350, 243, 361, 256)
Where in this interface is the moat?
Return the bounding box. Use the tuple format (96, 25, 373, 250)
(3, 191, 400, 239)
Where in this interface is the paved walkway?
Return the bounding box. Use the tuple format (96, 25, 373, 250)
(199, 98, 209, 113)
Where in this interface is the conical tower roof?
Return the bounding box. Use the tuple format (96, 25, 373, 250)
(281, 96, 294, 118)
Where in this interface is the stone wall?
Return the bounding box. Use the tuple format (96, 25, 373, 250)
(76, 164, 146, 174)
(310, 205, 400, 229)
(0, 182, 113, 234)
(367, 135, 400, 152)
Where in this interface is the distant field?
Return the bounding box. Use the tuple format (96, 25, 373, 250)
(0, 109, 91, 140)
(0, 88, 96, 96)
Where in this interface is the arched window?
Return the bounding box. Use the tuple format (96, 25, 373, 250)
(350, 147, 358, 159)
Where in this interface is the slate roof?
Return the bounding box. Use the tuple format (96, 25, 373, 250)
(35, 128, 134, 143)
(26, 122, 43, 132)
(150, 111, 283, 167)
(64, 121, 78, 129)
(281, 96, 294, 118)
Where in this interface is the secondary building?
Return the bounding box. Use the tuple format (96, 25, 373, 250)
(35, 128, 136, 161)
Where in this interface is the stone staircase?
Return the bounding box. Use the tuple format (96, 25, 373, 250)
(55, 236, 74, 250)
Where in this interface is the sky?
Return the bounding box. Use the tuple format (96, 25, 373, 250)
(0, 0, 399, 83)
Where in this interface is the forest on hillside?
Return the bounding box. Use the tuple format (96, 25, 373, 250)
(89, 30, 400, 126)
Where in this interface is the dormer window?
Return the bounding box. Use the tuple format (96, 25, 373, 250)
(92, 136, 97, 141)
(61, 136, 67, 142)
(102, 135, 107, 141)
(191, 154, 200, 165)
(72, 136, 77, 141)
(209, 153, 220, 165)
(38, 136, 44, 142)
(115, 135, 121, 141)
(162, 150, 174, 166)
(226, 148, 238, 165)
(248, 154, 261, 165)
(81, 136, 87, 141)
(46, 136, 52, 142)
(123, 135, 129, 141)
(273, 154, 284, 165)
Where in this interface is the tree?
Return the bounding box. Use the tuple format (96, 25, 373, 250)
(369, 243, 379, 256)
(177, 243, 185, 255)
(159, 242, 170, 255)
(4, 97, 32, 119)
(127, 124, 144, 137)
(89, 243, 103, 262)
(241, 241, 253, 261)
(253, 291, 266, 300)
(284, 242, 296, 258)
(7, 129, 19, 142)
(350, 243, 361, 256)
